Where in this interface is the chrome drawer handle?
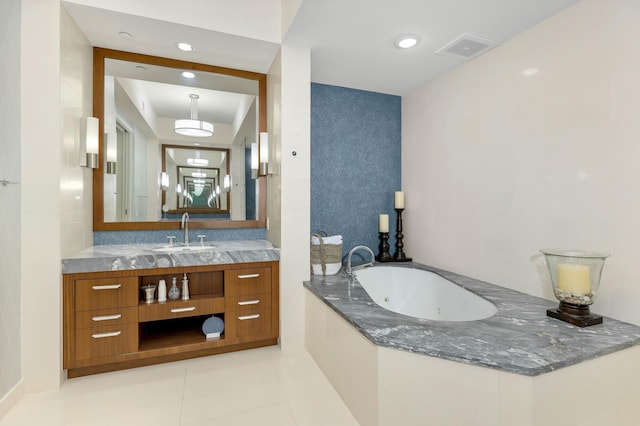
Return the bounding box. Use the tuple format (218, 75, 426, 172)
(92, 284, 122, 290)
(238, 300, 260, 306)
(92, 331, 121, 339)
(171, 307, 196, 313)
(237, 273, 260, 279)
(238, 314, 260, 321)
(92, 314, 122, 322)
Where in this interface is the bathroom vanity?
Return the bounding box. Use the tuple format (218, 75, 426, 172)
(62, 241, 279, 378)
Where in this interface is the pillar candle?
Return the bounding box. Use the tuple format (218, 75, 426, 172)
(557, 263, 591, 295)
(395, 191, 404, 209)
(379, 214, 389, 233)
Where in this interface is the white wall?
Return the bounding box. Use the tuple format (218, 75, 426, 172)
(61, 6, 95, 254)
(20, 0, 62, 396)
(0, 0, 23, 413)
(402, 0, 640, 325)
(268, 46, 311, 350)
(267, 50, 282, 247)
(0, 4, 95, 410)
(130, 126, 149, 221)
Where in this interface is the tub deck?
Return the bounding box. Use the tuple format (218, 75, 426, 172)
(304, 262, 640, 376)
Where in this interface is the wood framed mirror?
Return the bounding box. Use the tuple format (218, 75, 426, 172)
(93, 47, 266, 231)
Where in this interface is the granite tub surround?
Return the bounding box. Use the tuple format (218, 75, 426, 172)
(62, 240, 280, 274)
(304, 262, 640, 376)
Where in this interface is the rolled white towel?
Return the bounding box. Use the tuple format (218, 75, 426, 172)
(311, 235, 343, 245)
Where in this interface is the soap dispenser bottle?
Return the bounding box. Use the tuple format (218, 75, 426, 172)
(168, 277, 180, 300)
(181, 273, 190, 300)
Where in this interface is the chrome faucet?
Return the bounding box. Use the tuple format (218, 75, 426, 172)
(346, 245, 375, 276)
(181, 212, 190, 245)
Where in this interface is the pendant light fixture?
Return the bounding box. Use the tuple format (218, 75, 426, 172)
(186, 150, 209, 166)
(174, 94, 214, 137)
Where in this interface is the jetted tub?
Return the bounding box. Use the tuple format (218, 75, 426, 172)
(304, 262, 640, 425)
(354, 266, 497, 321)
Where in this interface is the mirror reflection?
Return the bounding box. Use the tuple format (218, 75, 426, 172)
(161, 145, 231, 218)
(93, 48, 266, 230)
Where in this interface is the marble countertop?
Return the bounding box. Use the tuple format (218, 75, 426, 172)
(62, 240, 280, 274)
(304, 262, 640, 376)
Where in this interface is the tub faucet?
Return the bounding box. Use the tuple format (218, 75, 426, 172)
(346, 245, 375, 276)
(181, 212, 190, 245)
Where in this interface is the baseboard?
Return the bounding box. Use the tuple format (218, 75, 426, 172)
(0, 380, 25, 421)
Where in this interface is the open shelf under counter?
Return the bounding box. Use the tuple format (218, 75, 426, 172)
(138, 315, 227, 353)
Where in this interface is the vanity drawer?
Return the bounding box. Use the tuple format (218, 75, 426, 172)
(225, 267, 271, 297)
(226, 305, 272, 340)
(225, 293, 271, 312)
(76, 277, 138, 311)
(76, 307, 138, 329)
(75, 323, 138, 360)
(138, 297, 225, 322)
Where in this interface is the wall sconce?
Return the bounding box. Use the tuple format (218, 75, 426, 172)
(104, 132, 116, 174)
(160, 172, 169, 190)
(80, 117, 99, 169)
(106, 161, 117, 175)
(251, 142, 259, 179)
(223, 174, 231, 192)
(176, 183, 182, 193)
(259, 132, 270, 175)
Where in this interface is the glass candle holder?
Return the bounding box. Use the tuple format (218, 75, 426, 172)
(540, 248, 609, 327)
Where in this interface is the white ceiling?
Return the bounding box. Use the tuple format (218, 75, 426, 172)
(64, 0, 581, 99)
(63, 2, 280, 73)
(106, 58, 258, 124)
(284, 0, 582, 95)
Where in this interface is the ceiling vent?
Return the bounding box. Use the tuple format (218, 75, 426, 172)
(436, 33, 499, 60)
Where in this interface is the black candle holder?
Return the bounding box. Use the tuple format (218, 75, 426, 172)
(393, 208, 412, 262)
(376, 232, 394, 262)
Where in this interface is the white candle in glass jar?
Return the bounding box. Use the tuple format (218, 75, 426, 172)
(379, 214, 389, 233)
(557, 263, 591, 294)
(395, 191, 404, 209)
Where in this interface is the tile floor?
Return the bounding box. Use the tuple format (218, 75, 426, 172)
(0, 347, 360, 426)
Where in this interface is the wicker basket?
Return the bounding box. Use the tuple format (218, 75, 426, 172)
(310, 232, 343, 275)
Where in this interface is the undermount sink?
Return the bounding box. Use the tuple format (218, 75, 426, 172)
(152, 244, 216, 253)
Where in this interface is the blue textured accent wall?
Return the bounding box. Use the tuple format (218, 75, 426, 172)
(311, 83, 401, 263)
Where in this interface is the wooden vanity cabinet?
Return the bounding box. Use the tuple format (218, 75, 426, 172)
(63, 261, 279, 378)
(72, 276, 139, 361)
(224, 266, 273, 342)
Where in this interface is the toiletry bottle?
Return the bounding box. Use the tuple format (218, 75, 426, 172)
(157, 279, 167, 302)
(181, 273, 190, 300)
(168, 277, 180, 300)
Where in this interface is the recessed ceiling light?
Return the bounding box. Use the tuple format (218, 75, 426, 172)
(182, 71, 196, 79)
(118, 31, 132, 40)
(522, 68, 540, 77)
(395, 34, 421, 49)
(177, 42, 194, 52)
